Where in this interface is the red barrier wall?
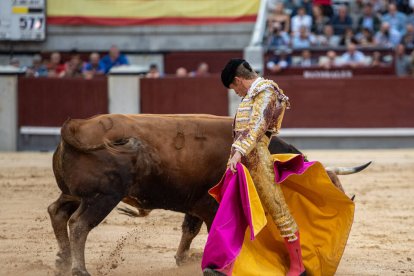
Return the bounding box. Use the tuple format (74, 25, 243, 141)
(18, 77, 108, 127)
(17, 76, 414, 128)
(271, 76, 414, 128)
(140, 76, 228, 115)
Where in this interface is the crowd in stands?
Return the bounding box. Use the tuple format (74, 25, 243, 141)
(265, 0, 414, 76)
(20, 45, 129, 79)
(7, 44, 212, 80)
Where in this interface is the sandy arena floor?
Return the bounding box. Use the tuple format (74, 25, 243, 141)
(0, 149, 413, 276)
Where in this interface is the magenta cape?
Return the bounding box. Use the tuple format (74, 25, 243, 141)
(201, 154, 355, 276)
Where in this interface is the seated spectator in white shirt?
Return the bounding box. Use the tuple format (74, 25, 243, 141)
(316, 25, 341, 47)
(374, 22, 402, 47)
(292, 25, 316, 49)
(319, 50, 342, 69)
(341, 43, 367, 67)
(294, 50, 316, 67)
(291, 6, 313, 34)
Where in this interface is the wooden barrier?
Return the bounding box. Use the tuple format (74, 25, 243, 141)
(18, 77, 108, 127)
(272, 76, 414, 128)
(16, 76, 414, 129)
(140, 75, 229, 115)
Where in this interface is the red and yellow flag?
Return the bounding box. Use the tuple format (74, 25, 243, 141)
(47, 0, 259, 26)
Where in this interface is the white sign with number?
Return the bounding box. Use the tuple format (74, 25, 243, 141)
(0, 0, 46, 41)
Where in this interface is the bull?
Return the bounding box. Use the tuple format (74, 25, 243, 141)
(48, 114, 370, 276)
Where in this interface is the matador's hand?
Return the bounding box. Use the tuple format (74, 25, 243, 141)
(229, 151, 242, 173)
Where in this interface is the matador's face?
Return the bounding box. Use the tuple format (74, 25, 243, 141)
(229, 77, 248, 97)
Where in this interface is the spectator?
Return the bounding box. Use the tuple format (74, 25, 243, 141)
(396, 0, 412, 15)
(82, 52, 105, 79)
(370, 51, 387, 67)
(9, 58, 22, 69)
(339, 27, 359, 46)
(312, 0, 334, 18)
(382, 3, 407, 35)
(311, 5, 330, 35)
(291, 6, 313, 34)
(60, 50, 83, 78)
(47, 52, 65, 77)
(292, 25, 316, 48)
(401, 23, 414, 48)
(371, 0, 388, 15)
(294, 49, 316, 67)
(268, 2, 290, 33)
(189, 62, 209, 77)
(25, 54, 47, 77)
(266, 49, 292, 73)
(357, 28, 376, 47)
(319, 50, 341, 69)
(316, 24, 340, 47)
(176, 67, 188, 77)
(146, 63, 162, 78)
(100, 45, 129, 74)
(341, 43, 367, 67)
(395, 44, 412, 76)
(330, 5, 353, 35)
(374, 22, 402, 47)
(289, 0, 313, 17)
(357, 3, 382, 34)
(267, 22, 290, 50)
(349, 0, 365, 23)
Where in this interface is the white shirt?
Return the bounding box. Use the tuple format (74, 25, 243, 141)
(291, 14, 313, 34)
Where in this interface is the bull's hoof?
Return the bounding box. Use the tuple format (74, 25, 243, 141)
(174, 253, 188, 266)
(55, 252, 71, 274)
(71, 268, 90, 276)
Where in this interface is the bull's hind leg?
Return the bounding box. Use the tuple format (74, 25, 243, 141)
(68, 193, 122, 276)
(175, 214, 203, 265)
(48, 193, 80, 274)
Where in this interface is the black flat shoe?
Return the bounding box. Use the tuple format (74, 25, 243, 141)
(203, 268, 226, 276)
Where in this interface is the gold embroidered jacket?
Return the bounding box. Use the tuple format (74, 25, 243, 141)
(232, 78, 290, 156)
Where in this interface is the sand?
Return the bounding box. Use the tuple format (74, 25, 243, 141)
(0, 149, 413, 276)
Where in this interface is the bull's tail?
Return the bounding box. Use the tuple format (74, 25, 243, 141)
(325, 161, 372, 175)
(117, 206, 151, 217)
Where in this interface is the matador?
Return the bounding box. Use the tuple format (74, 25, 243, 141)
(204, 59, 306, 276)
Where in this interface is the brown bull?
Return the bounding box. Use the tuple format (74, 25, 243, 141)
(48, 114, 369, 276)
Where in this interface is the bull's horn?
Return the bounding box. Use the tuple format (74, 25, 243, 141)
(325, 161, 372, 175)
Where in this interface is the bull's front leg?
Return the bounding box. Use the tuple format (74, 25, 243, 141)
(68, 193, 122, 276)
(175, 214, 203, 266)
